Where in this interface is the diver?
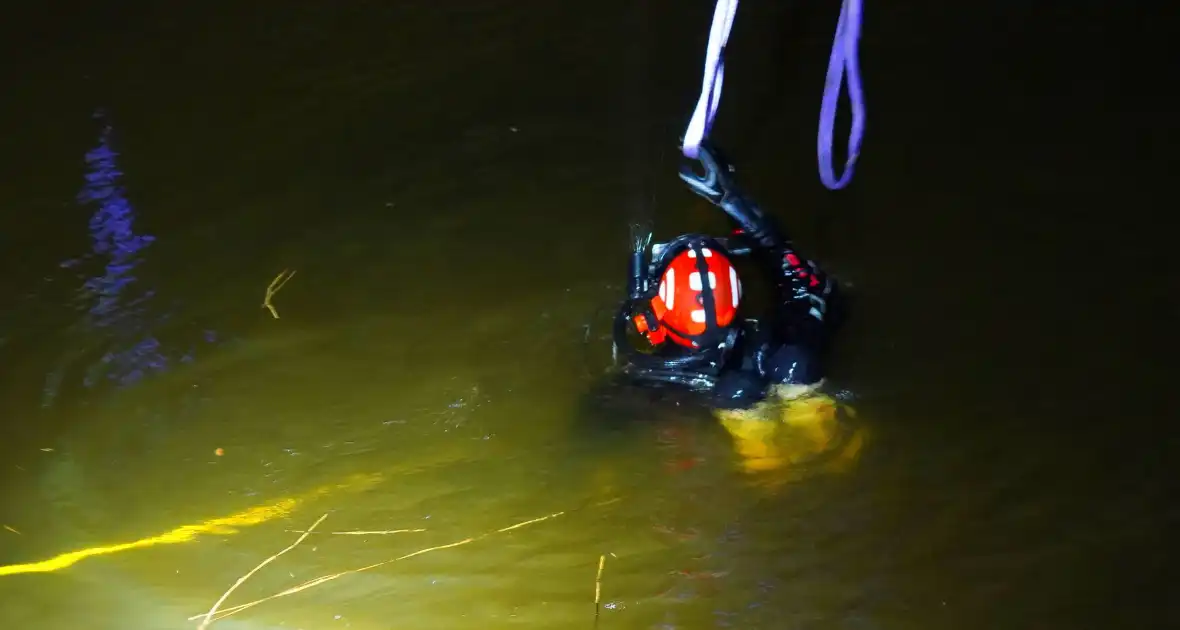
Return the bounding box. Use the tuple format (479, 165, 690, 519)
(609, 140, 849, 473)
(615, 139, 841, 409)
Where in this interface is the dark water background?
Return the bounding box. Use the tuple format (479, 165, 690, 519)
(1, 1, 1175, 629)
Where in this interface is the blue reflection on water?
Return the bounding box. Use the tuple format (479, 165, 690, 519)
(42, 111, 216, 406)
(76, 115, 157, 326)
(74, 111, 170, 390)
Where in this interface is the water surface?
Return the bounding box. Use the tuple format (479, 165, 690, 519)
(1, 2, 1174, 629)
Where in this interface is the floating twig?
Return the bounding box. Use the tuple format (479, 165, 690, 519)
(188, 511, 565, 623)
(3, 525, 20, 535)
(262, 269, 296, 319)
(195, 512, 327, 630)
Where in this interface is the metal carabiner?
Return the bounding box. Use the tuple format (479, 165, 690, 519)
(678, 139, 735, 205)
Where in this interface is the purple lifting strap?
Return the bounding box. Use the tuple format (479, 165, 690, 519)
(681, 0, 738, 160)
(817, 0, 865, 190)
(681, 0, 866, 191)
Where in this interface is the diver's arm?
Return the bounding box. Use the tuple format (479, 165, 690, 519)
(679, 141, 836, 321)
(678, 142, 786, 250)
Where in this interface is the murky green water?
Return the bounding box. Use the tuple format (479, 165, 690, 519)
(2, 2, 1174, 629)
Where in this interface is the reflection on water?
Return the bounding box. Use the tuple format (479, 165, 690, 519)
(42, 111, 218, 407)
(73, 111, 157, 329)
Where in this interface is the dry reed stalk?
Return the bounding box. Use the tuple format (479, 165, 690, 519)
(262, 269, 296, 318)
(188, 511, 565, 624)
(283, 528, 426, 536)
(195, 512, 328, 630)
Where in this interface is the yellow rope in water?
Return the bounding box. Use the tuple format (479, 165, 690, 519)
(0, 472, 381, 577)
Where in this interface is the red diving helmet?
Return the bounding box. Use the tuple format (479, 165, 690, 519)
(633, 240, 742, 349)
